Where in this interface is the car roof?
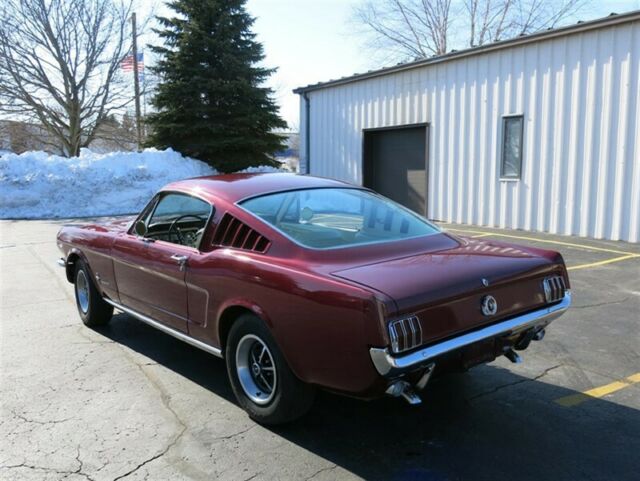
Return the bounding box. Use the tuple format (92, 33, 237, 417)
(162, 173, 359, 204)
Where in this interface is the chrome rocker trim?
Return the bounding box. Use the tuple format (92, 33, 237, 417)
(370, 291, 572, 377)
(103, 298, 223, 358)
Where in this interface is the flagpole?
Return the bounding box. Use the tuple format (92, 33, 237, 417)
(131, 12, 142, 151)
(141, 49, 147, 132)
(142, 50, 146, 135)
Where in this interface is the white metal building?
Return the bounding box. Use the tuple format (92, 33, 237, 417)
(294, 12, 640, 243)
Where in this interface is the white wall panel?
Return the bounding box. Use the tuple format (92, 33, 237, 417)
(300, 19, 640, 242)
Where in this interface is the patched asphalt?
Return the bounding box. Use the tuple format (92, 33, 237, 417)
(1, 219, 639, 480)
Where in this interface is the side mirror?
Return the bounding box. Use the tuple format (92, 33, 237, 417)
(134, 220, 147, 237)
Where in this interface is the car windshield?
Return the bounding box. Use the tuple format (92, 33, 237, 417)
(240, 188, 440, 249)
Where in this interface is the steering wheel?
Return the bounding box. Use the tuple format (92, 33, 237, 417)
(168, 214, 206, 245)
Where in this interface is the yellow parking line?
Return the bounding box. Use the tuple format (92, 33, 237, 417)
(555, 372, 640, 407)
(471, 233, 494, 238)
(627, 373, 640, 383)
(567, 254, 639, 271)
(445, 227, 639, 257)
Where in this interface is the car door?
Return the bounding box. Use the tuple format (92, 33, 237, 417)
(112, 192, 213, 333)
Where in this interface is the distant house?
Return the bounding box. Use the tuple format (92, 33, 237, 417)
(0, 117, 137, 155)
(295, 11, 640, 243)
(275, 131, 300, 171)
(0, 121, 58, 154)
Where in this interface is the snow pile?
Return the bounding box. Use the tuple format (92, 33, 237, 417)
(240, 164, 283, 174)
(0, 148, 283, 219)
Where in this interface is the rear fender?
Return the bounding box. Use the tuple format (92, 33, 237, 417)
(216, 297, 273, 330)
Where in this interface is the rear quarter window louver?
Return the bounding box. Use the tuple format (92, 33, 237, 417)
(212, 213, 271, 253)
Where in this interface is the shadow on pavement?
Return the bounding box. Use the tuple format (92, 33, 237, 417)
(98, 313, 640, 481)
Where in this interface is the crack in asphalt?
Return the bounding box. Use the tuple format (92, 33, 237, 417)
(467, 364, 563, 402)
(210, 425, 256, 441)
(111, 425, 186, 481)
(5, 245, 189, 481)
(0, 451, 94, 481)
(109, 351, 188, 480)
(242, 473, 261, 481)
(305, 464, 338, 480)
(62, 446, 95, 481)
(10, 409, 72, 426)
(571, 297, 629, 309)
(105, 332, 257, 479)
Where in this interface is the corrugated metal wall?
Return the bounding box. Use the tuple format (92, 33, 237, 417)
(299, 19, 640, 242)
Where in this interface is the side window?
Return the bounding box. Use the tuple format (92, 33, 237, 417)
(145, 193, 212, 248)
(137, 195, 160, 225)
(149, 194, 210, 223)
(501, 115, 524, 179)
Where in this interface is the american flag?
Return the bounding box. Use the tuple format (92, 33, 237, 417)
(120, 52, 144, 72)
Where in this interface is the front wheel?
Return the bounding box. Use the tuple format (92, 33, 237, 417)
(74, 260, 113, 327)
(226, 313, 315, 425)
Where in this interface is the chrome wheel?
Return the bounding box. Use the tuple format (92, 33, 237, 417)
(235, 334, 277, 405)
(76, 269, 90, 314)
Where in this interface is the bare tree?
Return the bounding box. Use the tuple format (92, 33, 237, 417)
(466, 0, 590, 47)
(354, 0, 452, 58)
(0, 0, 137, 156)
(354, 0, 589, 61)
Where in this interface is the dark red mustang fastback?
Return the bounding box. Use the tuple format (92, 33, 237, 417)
(57, 173, 571, 424)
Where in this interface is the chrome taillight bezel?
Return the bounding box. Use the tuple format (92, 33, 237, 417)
(388, 316, 422, 354)
(543, 275, 566, 303)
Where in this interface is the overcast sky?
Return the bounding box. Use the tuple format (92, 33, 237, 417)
(143, 0, 640, 130)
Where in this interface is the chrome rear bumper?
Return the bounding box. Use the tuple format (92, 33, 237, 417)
(370, 291, 571, 377)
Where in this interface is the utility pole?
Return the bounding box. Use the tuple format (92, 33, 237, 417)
(131, 12, 142, 150)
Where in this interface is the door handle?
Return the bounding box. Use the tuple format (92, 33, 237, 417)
(170, 254, 188, 271)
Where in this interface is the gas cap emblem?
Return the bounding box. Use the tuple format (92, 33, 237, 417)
(481, 295, 498, 316)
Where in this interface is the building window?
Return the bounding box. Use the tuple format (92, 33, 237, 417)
(500, 115, 524, 179)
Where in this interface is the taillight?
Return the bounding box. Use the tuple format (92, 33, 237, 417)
(543, 276, 566, 303)
(388, 316, 422, 354)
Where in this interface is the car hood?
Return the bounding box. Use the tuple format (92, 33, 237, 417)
(332, 236, 566, 342)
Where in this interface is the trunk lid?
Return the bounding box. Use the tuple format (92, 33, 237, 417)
(332, 237, 564, 344)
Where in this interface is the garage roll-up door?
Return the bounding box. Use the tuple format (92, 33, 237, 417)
(363, 125, 428, 216)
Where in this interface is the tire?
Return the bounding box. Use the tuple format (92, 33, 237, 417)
(225, 313, 315, 425)
(74, 260, 113, 327)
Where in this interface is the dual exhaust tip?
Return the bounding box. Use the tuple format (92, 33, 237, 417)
(386, 329, 546, 405)
(504, 327, 546, 364)
(386, 380, 422, 405)
(385, 362, 435, 405)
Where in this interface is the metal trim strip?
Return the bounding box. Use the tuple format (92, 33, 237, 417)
(103, 299, 223, 358)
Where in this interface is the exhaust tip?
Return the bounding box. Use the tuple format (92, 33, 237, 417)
(386, 380, 422, 405)
(504, 348, 523, 364)
(533, 329, 546, 341)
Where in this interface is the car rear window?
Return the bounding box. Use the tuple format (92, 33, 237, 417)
(240, 188, 440, 249)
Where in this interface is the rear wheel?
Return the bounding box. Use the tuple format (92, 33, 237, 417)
(226, 313, 315, 425)
(74, 260, 113, 327)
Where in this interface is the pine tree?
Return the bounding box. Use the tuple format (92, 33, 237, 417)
(146, 0, 287, 172)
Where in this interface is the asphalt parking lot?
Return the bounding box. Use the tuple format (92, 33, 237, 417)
(1, 219, 639, 481)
